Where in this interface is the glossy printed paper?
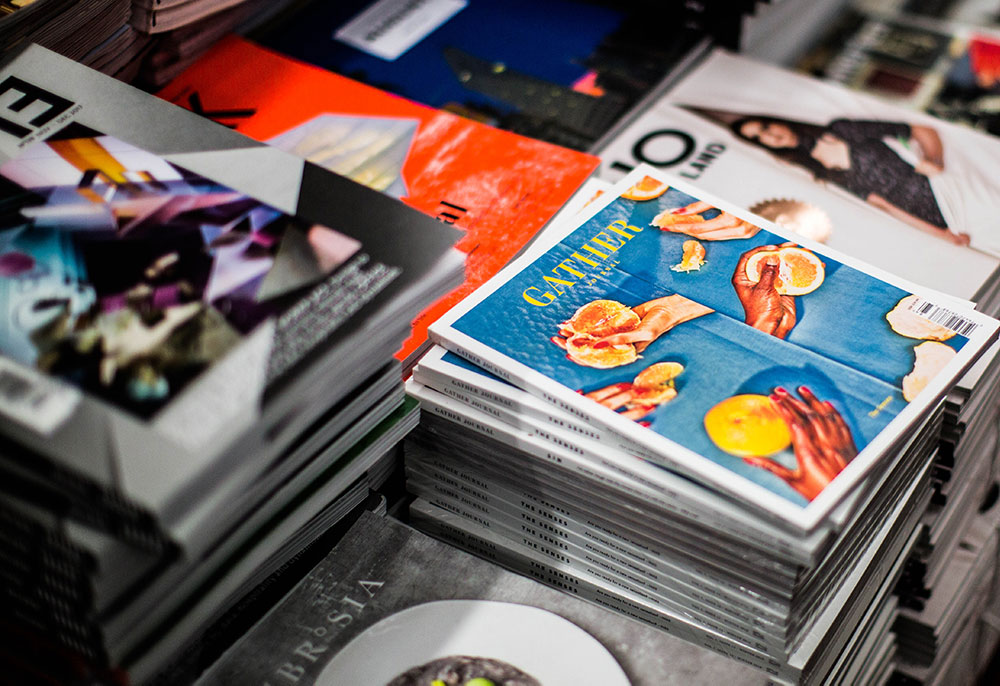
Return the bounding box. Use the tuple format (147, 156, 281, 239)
(430, 165, 998, 530)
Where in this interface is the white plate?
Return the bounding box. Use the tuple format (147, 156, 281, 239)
(317, 599, 630, 685)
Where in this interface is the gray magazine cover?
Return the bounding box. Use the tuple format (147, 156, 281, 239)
(195, 511, 766, 685)
(0, 44, 460, 534)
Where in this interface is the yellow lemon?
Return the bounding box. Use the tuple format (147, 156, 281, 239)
(704, 394, 791, 457)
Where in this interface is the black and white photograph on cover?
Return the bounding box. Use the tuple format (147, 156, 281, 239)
(669, 51, 1000, 256)
(597, 49, 1000, 303)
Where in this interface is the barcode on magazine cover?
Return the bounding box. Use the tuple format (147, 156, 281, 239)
(0, 358, 79, 435)
(906, 298, 979, 336)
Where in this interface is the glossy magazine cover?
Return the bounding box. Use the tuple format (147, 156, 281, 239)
(255, 0, 682, 150)
(0, 124, 372, 419)
(598, 49, 1000, 304)
(157, 35, 599, 363)
(429, 165, 998, 531)
(0, 44, 459, 520)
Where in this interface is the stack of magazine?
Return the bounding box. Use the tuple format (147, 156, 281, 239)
(797, 3, 1000, 138)
(894, 499, 1000, 684)
(404, 162, 998, 684)
(0, 0, 131, 65)
(0, 44, 463, 685)
(594, 48, 1000, 680)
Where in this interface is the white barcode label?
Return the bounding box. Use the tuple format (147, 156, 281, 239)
(0, 358, 80, 435)
(906, 297, 979, 337)
(334, 0, 467, 61)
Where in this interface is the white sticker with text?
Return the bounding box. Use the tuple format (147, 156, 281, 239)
(334, 0, 467, 61)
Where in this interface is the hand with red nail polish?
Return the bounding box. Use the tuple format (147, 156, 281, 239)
(732, 243, 798, 339)
(741, 386, 857, 501)
(591, 294, 713, 353)
(653, 200, 761, 240)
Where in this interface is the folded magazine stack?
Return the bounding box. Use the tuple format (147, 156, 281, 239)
(591, 47, 1000, 682)
(403, 163, 999, 684)
(893, 501, 1000, 684)
(0, 0, 132, 66)
(0, 45, 463, 685)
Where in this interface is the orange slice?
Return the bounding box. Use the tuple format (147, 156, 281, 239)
(559, 299, 640, 338)
(704, 394, 791, 457)
(671, 240, 706, 273)
(744, 246, 824, 296)
(629, 361, 684, 406)
(622, 175, 669, 201)
(651, 211, 706, 229)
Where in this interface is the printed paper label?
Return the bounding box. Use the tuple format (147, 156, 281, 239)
(334, 0, 467, 61)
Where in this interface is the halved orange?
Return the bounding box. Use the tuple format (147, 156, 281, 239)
(559, 299, 640, 338)
(630, 361, 684, 405)
(704, 394, 791, 457)
(621, 175, 669, 201)
(744, 246, 825, 296)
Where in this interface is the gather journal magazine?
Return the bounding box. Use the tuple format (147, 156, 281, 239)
(428, 164, 999, 532)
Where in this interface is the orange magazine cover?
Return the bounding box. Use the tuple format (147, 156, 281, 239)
(157, 36, 599, 364)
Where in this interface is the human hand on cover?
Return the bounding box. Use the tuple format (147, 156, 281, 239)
(742, 386, 858, 501)
(652, 200, 761, 241)
(584, 382, 658, 422)
(732, 244, 797, 339)
(593, 294, 713, 353)
(583, 361, 684, 422)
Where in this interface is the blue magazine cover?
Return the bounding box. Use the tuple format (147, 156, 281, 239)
(255, 0, 685, 149)
(429, 165, 998, 531)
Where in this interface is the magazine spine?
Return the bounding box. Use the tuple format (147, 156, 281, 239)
(404, 448, 791, 619)
(405, 470, 790, 653)
(410, 498, 798, 682)
(407, 378, 809, 563)
(406, 432, 798, 604)
(413, 361, 654, 458)
(0, 448, 166, 552)
(407, 428, 798, 586)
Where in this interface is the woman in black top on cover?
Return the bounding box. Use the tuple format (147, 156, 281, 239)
(731, 115, 971, 246)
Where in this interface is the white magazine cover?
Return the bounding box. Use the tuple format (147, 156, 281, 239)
(597, 49, 1000, 305)
(428, 164, 999, 532)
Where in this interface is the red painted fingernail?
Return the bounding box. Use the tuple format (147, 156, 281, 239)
(594, 341, 608, 349)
